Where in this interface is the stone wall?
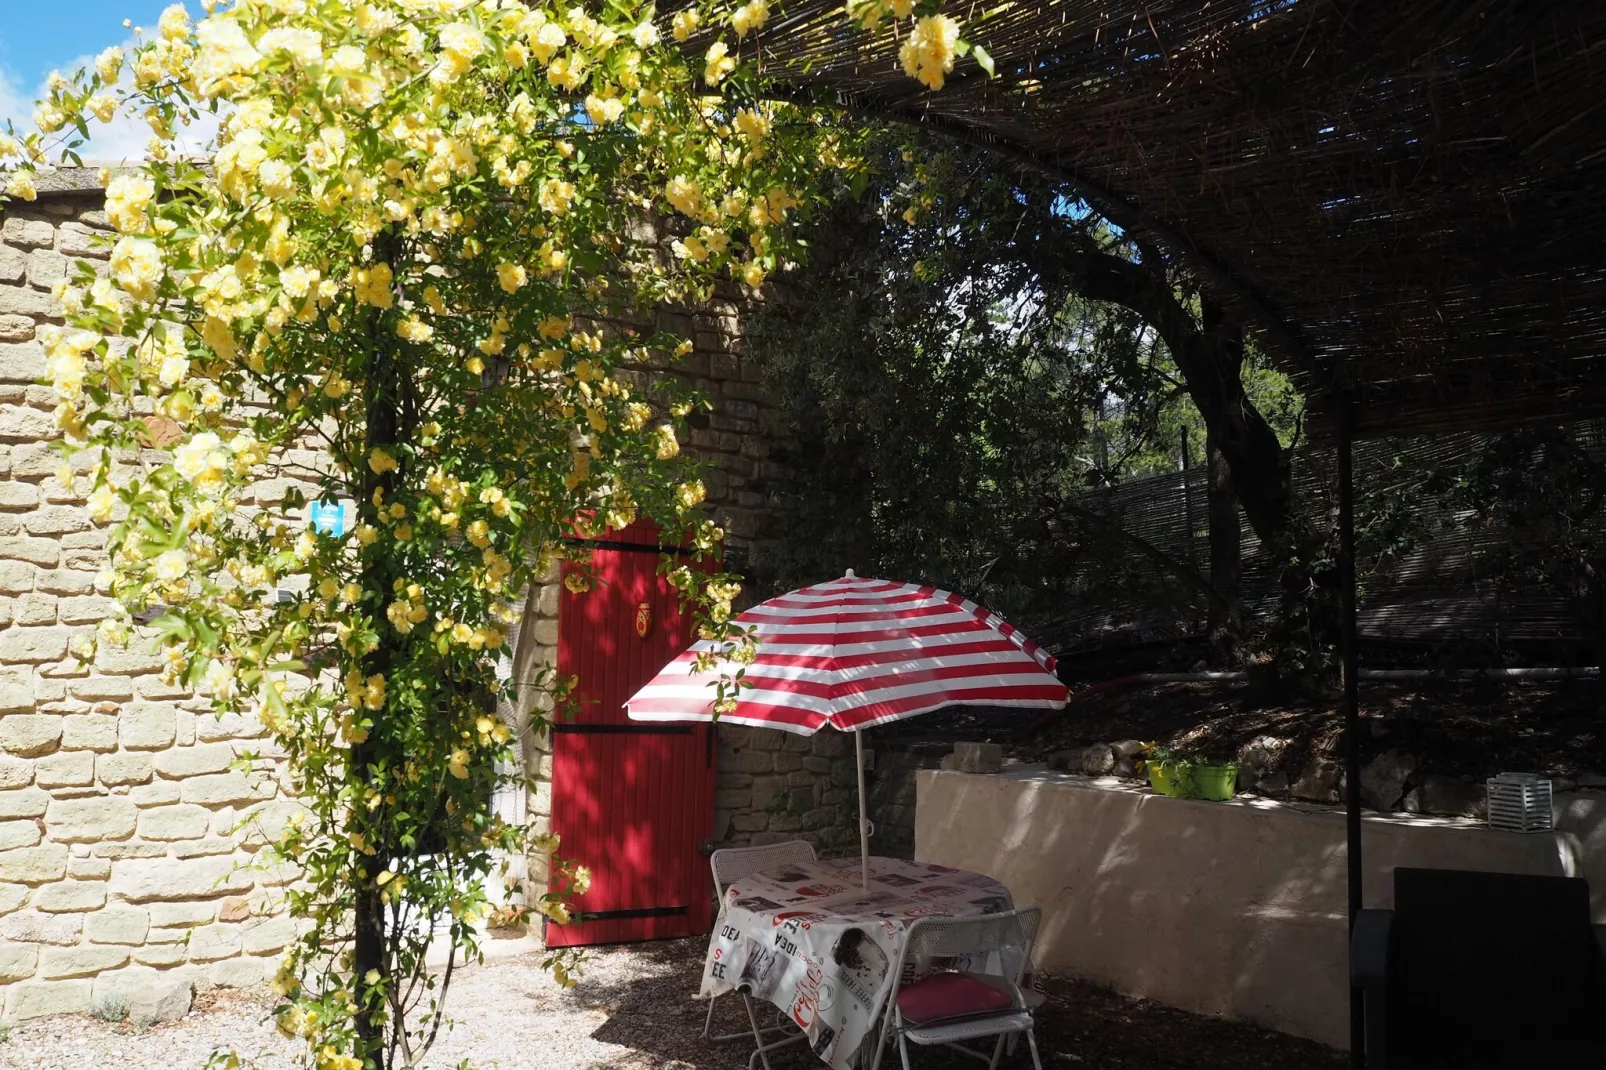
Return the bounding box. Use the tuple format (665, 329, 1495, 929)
(0, 182, 303, 1023)
(0, 174, 859, 1016)
(503, 569, 559, 904)
(711, 726, 860, 855)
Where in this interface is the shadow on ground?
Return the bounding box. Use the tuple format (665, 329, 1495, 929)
(561, 937, 1345, 1070)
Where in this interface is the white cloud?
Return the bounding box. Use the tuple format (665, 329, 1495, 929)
(0, 67, 30, 138)
(0, 47, 220, 168)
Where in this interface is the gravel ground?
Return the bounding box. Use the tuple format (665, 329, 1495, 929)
(0, 937, 1344, 1070)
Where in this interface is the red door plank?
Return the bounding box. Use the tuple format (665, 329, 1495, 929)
(547, 521, 715, 947)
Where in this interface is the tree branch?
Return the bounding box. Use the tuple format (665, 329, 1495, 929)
(1029, 232, 1293, 546)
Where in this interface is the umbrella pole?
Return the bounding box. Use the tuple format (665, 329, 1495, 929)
(855, 729, 870, 892)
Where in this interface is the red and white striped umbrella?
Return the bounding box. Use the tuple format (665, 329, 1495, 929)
(625, 571, 1068, 732)
(626, 572, 1066, 889)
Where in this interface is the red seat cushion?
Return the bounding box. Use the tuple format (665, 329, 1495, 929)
(896, 972, 1013, 1026)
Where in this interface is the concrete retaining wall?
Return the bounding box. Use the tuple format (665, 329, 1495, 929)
(915, 767, 1606, 1050)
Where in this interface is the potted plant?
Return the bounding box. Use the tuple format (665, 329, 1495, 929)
(1140, 744, 1196, 798)
(1139, 745, 1239, 800)
(1192, 760, 1240, 801)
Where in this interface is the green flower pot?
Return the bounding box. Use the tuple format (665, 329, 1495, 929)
(1194, 763, 1239, 801)
(1147, 762, 1194, 798)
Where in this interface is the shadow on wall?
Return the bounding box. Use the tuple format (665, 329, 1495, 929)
(712, 724, 861, 854)
(867, 741, 952, 859)
(915, 769, 1602, 1050)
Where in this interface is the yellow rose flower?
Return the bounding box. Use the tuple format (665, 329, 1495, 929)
(899, 14, 961, 91)
(258, 159, 295, 199)
(88, 94, 118, 123)
(676, 480, 707, 509)
(735, 109, 771, 141)
(87, 484, 118, 523)
(704, 41, 737, 86)
(153, 549, 188, 583)
(663, 175, 703, 218)
(584, 94, 624, 125)
(157, 3, 190, 41)
(436, 21, 484, 81)
(531, 22, 567, 64)
(173, 431, 229, 494)
(731, 0, 769, 38)
(673, 236, 709, 262)
(95, 45, 123, 84)
(193, 18, 262, 94)
(110, 237, 162, 300)
(368, 448, 399, 475)
(496, 261, 528, 294)
(351, 262, 394, 308)
(547, 56, 585, 92)
(259, 26, 325, 69)
(397, 316, 433, 342)
(621, 402, 652, 430)
(538, 177, 575, 215)
(330, 44, 367, 73)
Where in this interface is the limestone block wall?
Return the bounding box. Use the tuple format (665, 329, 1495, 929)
(504, 570, 560, 904)
(0, 183, 303, 1022)
(712, 726, 860, 854)
(706, 732, 940, 862)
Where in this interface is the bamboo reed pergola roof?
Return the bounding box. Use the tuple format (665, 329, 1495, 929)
(731, 0, 1606, 443)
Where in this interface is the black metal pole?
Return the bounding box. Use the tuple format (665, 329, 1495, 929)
(1338, 397, 1365, 1067)
(1180, 427, 1195, 564)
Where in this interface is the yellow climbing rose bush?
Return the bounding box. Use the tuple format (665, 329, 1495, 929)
(0, 1, 997, 1068)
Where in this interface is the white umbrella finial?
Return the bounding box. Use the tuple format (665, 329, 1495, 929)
(844, 568, 856, 578)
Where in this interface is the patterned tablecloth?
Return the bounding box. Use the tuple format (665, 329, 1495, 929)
(699, 855, 1013, 1070)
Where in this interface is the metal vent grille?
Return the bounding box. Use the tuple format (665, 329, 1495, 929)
(1486, 773, 1554, 834)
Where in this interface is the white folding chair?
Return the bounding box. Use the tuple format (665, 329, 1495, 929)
(705, 840, 817, 1070)
(870, 907, 1045, 1070)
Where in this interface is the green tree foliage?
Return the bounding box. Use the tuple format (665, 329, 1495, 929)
(1445, 429, 1606, 667)
(754, 137, 1298, 628)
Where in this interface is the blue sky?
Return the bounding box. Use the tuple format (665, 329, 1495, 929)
(1, 4, 170, 88)
(0, 4, 174, 159)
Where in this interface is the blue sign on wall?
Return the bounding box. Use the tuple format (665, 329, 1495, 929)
(308, 500, 352, 538)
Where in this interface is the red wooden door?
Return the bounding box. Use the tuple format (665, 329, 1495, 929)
(547, 522, 716, 946)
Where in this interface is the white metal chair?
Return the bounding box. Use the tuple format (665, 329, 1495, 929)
(869, 907, 1045, 1070)
(705, 840, 818, 1070)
